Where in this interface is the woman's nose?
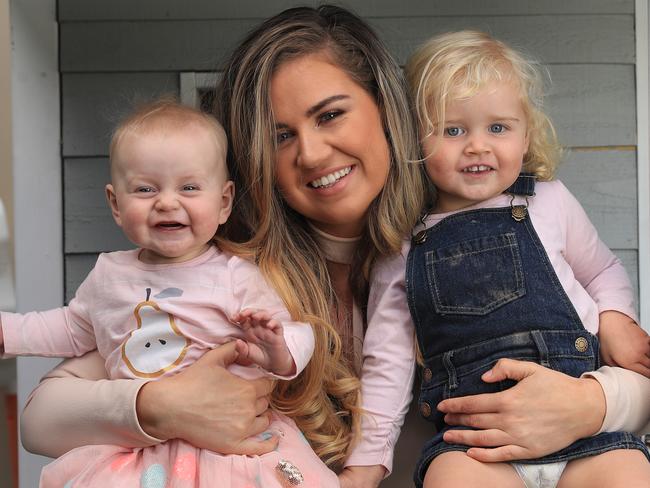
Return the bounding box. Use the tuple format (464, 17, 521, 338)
(296, 131, 331, 169)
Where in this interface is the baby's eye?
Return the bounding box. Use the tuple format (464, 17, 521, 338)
(489, 123, 506, 134)
(182, 184, 198, 191)
(136, 186, 154, 193)
(445, 127, 465, 137)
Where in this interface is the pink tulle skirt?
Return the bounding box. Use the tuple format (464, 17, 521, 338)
(41, 413, 339, 488)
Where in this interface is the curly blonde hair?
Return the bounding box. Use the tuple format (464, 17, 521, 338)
(213, 5, 430, 469)
(406, 30, 562, 180)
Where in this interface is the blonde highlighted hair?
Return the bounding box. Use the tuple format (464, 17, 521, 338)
(109, 96, 228, 178)
(406, 30, 562, 180)
(213, 5, 431, 469)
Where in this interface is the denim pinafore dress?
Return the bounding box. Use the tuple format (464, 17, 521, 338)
(405, 174, 648, 486)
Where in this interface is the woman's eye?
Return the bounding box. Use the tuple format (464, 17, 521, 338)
(489, 123, 506, 134)
(318, 110, 341, 124)
(445, 127, 464, 137)
(276, 131, 292, 144)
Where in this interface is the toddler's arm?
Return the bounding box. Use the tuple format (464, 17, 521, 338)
(598, 310, 650, 377)
(339, 465, 386, 488)
(232, 309, 295, 376)
(344, 248, 416, 475)
(559, 181, 637, 323)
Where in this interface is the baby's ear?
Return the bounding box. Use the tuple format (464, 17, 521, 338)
(218, 180, 235, 225)
(105, 184, 122, 227)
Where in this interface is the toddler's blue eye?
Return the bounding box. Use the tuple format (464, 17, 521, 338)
(489, 124, 506, 134)
(445, 127, 464, 137)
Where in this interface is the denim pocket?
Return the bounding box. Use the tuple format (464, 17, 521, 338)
(425, 232, 525, 315)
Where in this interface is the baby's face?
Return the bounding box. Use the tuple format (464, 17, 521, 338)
(423, 80, 529, 213)
(106, 124, 233, 264)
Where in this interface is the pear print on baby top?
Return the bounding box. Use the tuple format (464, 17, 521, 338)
(121, 288, 190, 378)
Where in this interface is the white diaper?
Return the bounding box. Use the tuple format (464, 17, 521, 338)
(512, 461, 568, 488)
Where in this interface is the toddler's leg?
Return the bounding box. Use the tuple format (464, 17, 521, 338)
(423, 451, 524, 488)
(557, 449, 650, 488)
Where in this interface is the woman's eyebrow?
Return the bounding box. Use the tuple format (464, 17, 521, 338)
(306, 94, 349, 117)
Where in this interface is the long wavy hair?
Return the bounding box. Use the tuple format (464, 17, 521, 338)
(213, 5, 430, 469)
(407, 30, 562, 181)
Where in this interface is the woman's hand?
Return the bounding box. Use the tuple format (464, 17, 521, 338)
(137, 341, 278, 455)
(437, 358, 606, 462)
(338, 465, 386, 488)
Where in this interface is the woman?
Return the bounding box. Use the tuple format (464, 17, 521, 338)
(20, 5, 650, 487)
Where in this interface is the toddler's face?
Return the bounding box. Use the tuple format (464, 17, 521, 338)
(106, 124, 233, 264)
(423, 80, 529, 213)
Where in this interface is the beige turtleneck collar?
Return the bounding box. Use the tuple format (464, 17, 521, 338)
(309, 224, 360, 265)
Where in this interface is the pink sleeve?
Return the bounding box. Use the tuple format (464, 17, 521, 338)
(558, 181, 638, 323)
(1, 268, 97, 357)
(21, 350, 160, 457)
(345, 248, 416, 474)
(583, 366, 650, 434)
(229, 256, 314, 379)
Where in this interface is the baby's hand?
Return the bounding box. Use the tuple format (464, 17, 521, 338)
(338, 465, 386, 488)
(231, 309, 295, 376)
(598, 310, 650, 377)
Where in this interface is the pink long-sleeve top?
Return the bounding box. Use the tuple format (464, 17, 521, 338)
(2, 246, 314, 382)
(18, 200, 650, 463)
(345, 180, 641, 472)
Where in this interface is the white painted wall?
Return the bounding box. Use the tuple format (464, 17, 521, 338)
(10, 0, 62, 486)
(637, 0, 650, 328)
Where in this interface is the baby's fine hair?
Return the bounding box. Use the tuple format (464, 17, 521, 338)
(109, 97, 228, 177)
(406, 30, 562, 180)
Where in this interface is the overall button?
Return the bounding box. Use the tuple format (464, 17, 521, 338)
(420, 402, 432, 418)
(413, 230, 427, 244)
(574, 337, 589, 352)
(423, 368, 433, 383)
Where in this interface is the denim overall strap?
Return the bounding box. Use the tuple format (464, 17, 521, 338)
(505, 172, 536, 196)
(406, 174, 649, 486)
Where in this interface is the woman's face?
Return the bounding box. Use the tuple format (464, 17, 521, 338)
(270, 52, 391, 238)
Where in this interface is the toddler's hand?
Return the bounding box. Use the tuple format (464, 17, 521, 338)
(598, 310, 650, 377)
(338, 465, 386, 488)
(232, 309, 295, 376)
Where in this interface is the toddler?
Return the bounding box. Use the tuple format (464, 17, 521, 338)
(344, 31, 650, 488)
(0, 100, 339, 487)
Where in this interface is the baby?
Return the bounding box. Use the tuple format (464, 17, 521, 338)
(0, 100, 338, 487)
